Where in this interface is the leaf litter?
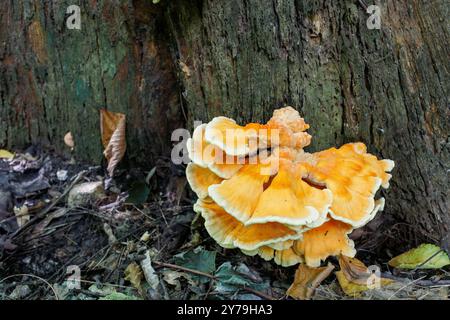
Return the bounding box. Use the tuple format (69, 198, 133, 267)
(0, 145, 448, 300)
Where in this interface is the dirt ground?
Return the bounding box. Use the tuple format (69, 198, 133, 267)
(0, 147, 448, 300)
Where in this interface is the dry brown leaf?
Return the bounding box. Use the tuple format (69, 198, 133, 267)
(100, 109, 126, 176)
(336, 255, 395, 297)
(287, 262, 334, 300)
(339, 255, 373, 285)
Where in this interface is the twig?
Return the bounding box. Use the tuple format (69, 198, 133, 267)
(40, 170, 87, 216)
(158, 207, 169, 227)
(153, 261, 216, 280)
(387, 276, 427, 300)
(308, 263, 335, 298)
(77, 279, 135, 290)
(381, 272, 450, 287)
(411, 250, 444, 272)
(99, 193, 127, 212)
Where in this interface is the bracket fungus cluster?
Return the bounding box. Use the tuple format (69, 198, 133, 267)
(186, 107, 394, 267)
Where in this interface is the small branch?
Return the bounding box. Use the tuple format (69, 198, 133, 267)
(40, 170, 87, 216)
(381, 272, 450, 287)
(153, 261, 216, 280)
(387, 276, 427, 300)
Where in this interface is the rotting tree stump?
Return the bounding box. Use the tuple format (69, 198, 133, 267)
(1, 0, 448, 247)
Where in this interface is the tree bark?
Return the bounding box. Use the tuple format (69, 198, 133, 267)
(0, 0, 183, 166)
(0, 0, 448, 245)
(166, 0, 449, 245)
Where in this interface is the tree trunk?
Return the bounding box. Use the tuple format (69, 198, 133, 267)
(0, 0, 183, 166)
(0, 0, 448, 246)
(166, 0, 449, 245)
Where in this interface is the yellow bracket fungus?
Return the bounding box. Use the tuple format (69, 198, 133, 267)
(186, 107, 394, 267)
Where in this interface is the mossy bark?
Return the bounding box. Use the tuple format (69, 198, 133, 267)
(166, 0, 449, 245)
(0, 0, 448, 245)
(0, 0, 183, 166)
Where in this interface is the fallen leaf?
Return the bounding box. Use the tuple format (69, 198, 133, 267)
(52, 283, 72, 300)
(89, 284, 141, 300)
(140, 250, 160, 290)
(64, 132, 74, 149)
(9, 167, 50, 197)
(162, 270, 196, 291)
(388, 244, 450, 269)
(336, 256, 394, 297)
(335, 272, 395, 297)
(335, 271, 369, 297)
(339, 255, 374, 285)
(126, 181, 150, 205)
(8, 285, 31, 300)
(100, 292, 141, 300)
(100, 109, 126, 177)
(173, 246, 216, 284)
(0, 149, 14, 160)
(88, 284, 116, 295)
(124, 262, 143, 291)
(214, 262, 269, 295)
(287, 263, 334, 300)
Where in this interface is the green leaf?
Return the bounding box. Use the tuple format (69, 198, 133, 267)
(214, 262, 269, 294)
(88, 285, 141, 300)
(100, 292, 141, 300)
(88, 284, 116, 295)
(173, 246, 216, 283)
(388, 244, 450, 269)
(126, 181, 150, 205)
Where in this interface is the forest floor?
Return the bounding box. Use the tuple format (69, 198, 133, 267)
(0, 147, 448, 300)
